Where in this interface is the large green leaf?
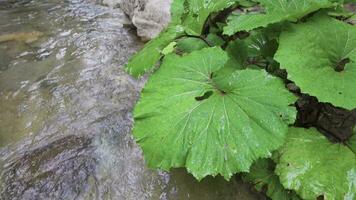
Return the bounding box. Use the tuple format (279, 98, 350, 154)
(275, 14, 356, 109)
(223, 0, 333, 35)
(276, 127, 356, 200)
(125, 25, 185, 78)
(244, 159, 301, 200)
(133, 47, 296, 180)
(170, 0, 186, 25)
(183, 0, 238, 34)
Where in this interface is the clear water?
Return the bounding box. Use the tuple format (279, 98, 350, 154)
(0, 0, 263, 199)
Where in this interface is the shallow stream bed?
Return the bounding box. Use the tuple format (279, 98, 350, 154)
(0, 1, 262, 199)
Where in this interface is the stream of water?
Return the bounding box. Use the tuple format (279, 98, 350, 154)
(0, 1, 262, 199)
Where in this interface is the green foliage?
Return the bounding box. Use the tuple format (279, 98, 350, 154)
(206, 33, 225, 46)
(182, 0, 238, 34)
(161, 42, 177, 55)
(125, 26, 185, 78)
(133, 47, 296, 180)
(348, 134, 356, 154)
(126, 0, 240, 77)
(223, 0, 334, 35)
(176, 37, 208, 53)
(327, 4, 355, 18)
(275, 14, 356, 109)
(276, 128, 356, 200)
(126, 0, 356, 199)
(226, 26, 280, 68)
(243, 159, 301, 200)
(170, 0, 186, 24)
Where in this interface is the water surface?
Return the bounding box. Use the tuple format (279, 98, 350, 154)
(0, 1, 262, 199)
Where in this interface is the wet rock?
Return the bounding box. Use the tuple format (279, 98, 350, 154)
(0, 0, 32, 8)
(0, 135, 96, 200)
(102, 0, 171, 41)
(286, 82, 300, 93)
(131, 0, 172, 41)
(0, 31, 44, 44)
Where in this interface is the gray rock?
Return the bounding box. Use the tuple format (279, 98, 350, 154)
(102, 0, 172, 41)
(0, 135, 96, 200)
(132, 0, 172, 41)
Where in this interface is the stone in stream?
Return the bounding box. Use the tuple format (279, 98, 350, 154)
(102, 0, 172, 41)
(0, 135, 97, 200)
(0, 31, 44, 44)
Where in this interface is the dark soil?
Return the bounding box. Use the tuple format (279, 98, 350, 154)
(294, 95, 356, 143)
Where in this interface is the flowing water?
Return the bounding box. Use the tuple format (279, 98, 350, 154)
(0, 0, 262, 199)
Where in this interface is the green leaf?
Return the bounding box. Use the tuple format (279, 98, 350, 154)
(133, 47, 296, 180)
(240, 30, 278, 60)
(125, 26, 185, 78)
(333, 0, 356, 3)
(223, 0, 333, 35)
(161, 42, 177, 55)
(327, 5, 355, 18)
(225, 40, 248, 67)
(275, 14, 356, 109)
(225, 27, 279, 68)
(206, 33, 225, 46)
(238, 0, 258, 7)
(348, 132, 356, 154)
(176, 37, 209, 53)
(175, 34, 224, 54)
(276, 127, 356, 200)
(183, 0, 238, 34)
(170, 0, 186, 25)
(244, 159, 301, 200)
(348, 14, 356, 25)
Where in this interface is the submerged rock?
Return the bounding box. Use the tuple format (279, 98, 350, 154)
(0, 31, 43, 44)
(0, 135, 96, 200)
